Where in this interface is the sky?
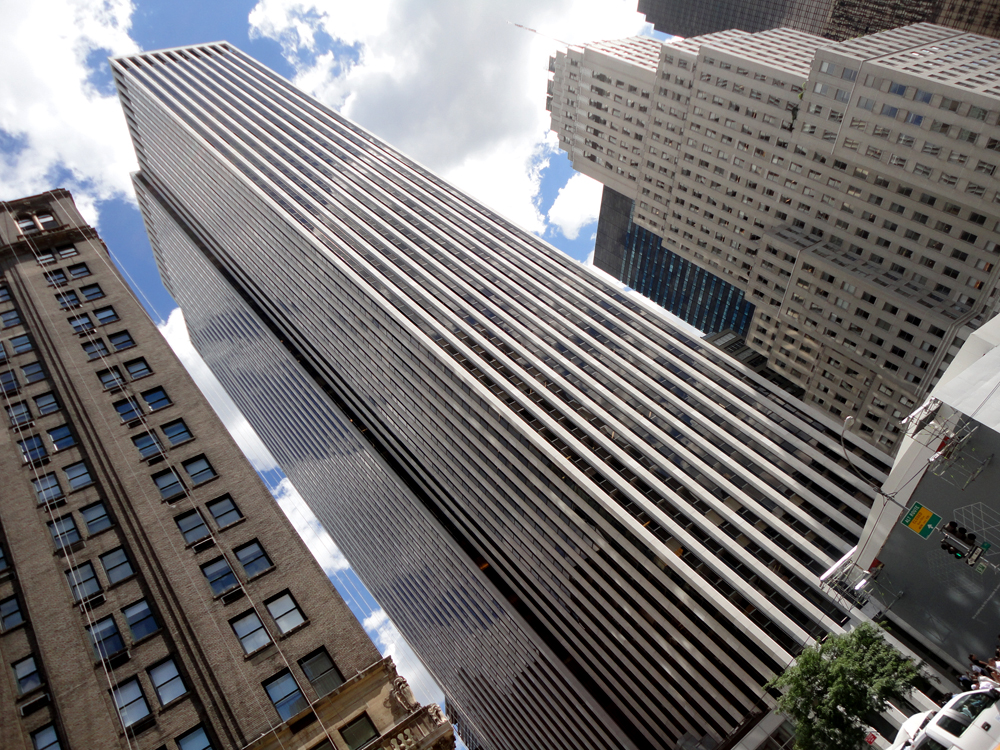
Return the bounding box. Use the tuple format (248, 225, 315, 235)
(0, 0, 672, 733)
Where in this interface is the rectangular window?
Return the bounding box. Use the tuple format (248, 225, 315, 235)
(100, 548, 134, 584)
(114, 398, 142, 423)
(176, 726, 212, 750)
(183, 456, 216, 485)
(93, 306, 118, 325)
(0, 285, 9, 303)
(300, 648, 344, 697)
(18, 435, 46, 463)
(132, 432, 162, 460)
(63, 461, 93, 491)
(153, 468, 184, 501)
(266, 592, 305, 634)
(82, 339, 108, 360)
(56, 291, 80, 309)
(112, 677, 150, 727)
(21, 362, 44, 383)
(340, 714, 379, 750)
(33, 473, 63, 504)
(31, 724, 61, 750)
(44, 270, 67, 286)
(48, 515, 80, 549)
(67, 562, 100, 602)
(79, 283, 104, 301)
(124, 358, 152, 379)
(1, 369, 17, 394)
(1, 309, 22, 328)
(81, 501, 112, 534)
(201, 557, 238, 596)
(13, 655, 41, 695)
(264, 671, 307, 721)
(162, 419, 193, 446)
(87, 615, 124, 659)
(207, 496, 242, 528)
(8, 335, 30, 356)
(34, 392, 58, 415)
(123, 599, 158, 640)
(47, 424, 75, 451)
(232, 610, 271, 654)
(235, 541, 272, 578)
(1, 595, 24, 630)
(68, 314, 93, 333)
(67, 263, 90, 279)
(6, 401, 31, 426)
(175, 510, 209, 544)
(141, 387, 171, 411)
(108, 330, 135, 351)
(149, 658, 186, 705)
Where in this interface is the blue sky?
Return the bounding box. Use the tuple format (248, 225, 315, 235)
(0, 0, 659, 730)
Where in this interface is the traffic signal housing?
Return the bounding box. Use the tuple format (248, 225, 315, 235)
(941, 520, 977, 559)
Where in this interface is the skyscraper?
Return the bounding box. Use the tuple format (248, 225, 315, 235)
(113, 44, 900, 749)
(550, 24, 1000, 453)
(0, 190, 452, 750)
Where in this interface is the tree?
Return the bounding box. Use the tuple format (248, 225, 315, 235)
(767, 622, 920, 750)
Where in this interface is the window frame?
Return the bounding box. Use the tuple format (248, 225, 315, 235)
(231, 610, 271, 654)
(100, 547, 134, 585)
(111, 676, 151, 728)
(234, 540, 273, 578)
(123, 598, 159, 641)
(265, 591, 305, 634)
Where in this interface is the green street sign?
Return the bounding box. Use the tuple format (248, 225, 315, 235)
(976, 561, 989, 575)
(901, 502, 941, 539)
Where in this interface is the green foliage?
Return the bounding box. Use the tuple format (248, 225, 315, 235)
(767, 623, 920, 750)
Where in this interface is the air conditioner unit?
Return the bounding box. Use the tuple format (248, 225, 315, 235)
(19, 693, 50, 717)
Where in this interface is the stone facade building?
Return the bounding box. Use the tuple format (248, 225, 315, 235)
(0, 190, 453, 750)
(550, 24, 1000, 453)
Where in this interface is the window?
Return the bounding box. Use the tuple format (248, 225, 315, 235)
(1, 369, 17, 394)
(162, 419, 193, 446)
(31, 725, 61, 750)
(123, 359, 152, 381)
(207, 496, 242, 527)
(108, 330, 135, 351)
(33, 473, 63, 504)
(21, 361, 44, 383)
(132, 432, 162, 460)
(1, 309, 21, 328)
(68, 314, 93, 333)
(33, 392, 58, 415)
(64, 461, 93, 491)
(93, 306, 118, 325)
(79, 283, 104, 301)
(56, 291, 80, 309)
(10, 334, 32, 354)
(340, 714, 379, 750)
(232, 611, 270, 654)
(81, 502, 112, 534)
(149, 658, 186, 705)
(6, 401, 30, 426)
(1, 595, 24, 630)
(87, 615, 124, 659)
(48, 515, 80, 549)
(266, 592, 305, 634)
(300, 648, 344, 697)
(83, 339, 109, 359)
(235, 541, 272, 578)
(45, 269, 67, 286)
(123, 599, 158, 640)
(176, 510, 209, 544)
(264, 671, 307, 721)
(100, 548, 134, 584)
(0, 286, 9, 303)
(201, 557, 237, 596)
(67, 263, 90, 279)
(112, 677, 150, 728)
(114, 397, 141, 422)
(18, 435, 46, 463)
(47, 424, 75, 451)
(0, 543, 7, 572)
(67, 562, 100, 602)
(13, 655, 41, 695)
(141, 387, 171, 411)
(153, 469, 184, 501)
(176, 726, 213, 750)
(183, 456, 216, 485)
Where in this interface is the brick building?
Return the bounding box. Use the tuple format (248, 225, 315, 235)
(0, 190, 453, 750)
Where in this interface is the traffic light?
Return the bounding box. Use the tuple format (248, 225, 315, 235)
(941, 520, 977, 559)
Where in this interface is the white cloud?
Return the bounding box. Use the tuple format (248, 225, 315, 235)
(271, 477, 350, 576)
(547, 172, 603, 240)
(0, 0, 140, 225)
(248, 0, 649, 234)
(157, 307, 279, 472)
(363, 608, 446, 708)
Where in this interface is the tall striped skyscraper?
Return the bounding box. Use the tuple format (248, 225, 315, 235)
(113, 44, 894, 750)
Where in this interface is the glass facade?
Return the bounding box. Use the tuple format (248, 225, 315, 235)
(115, 44, 890, 750)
